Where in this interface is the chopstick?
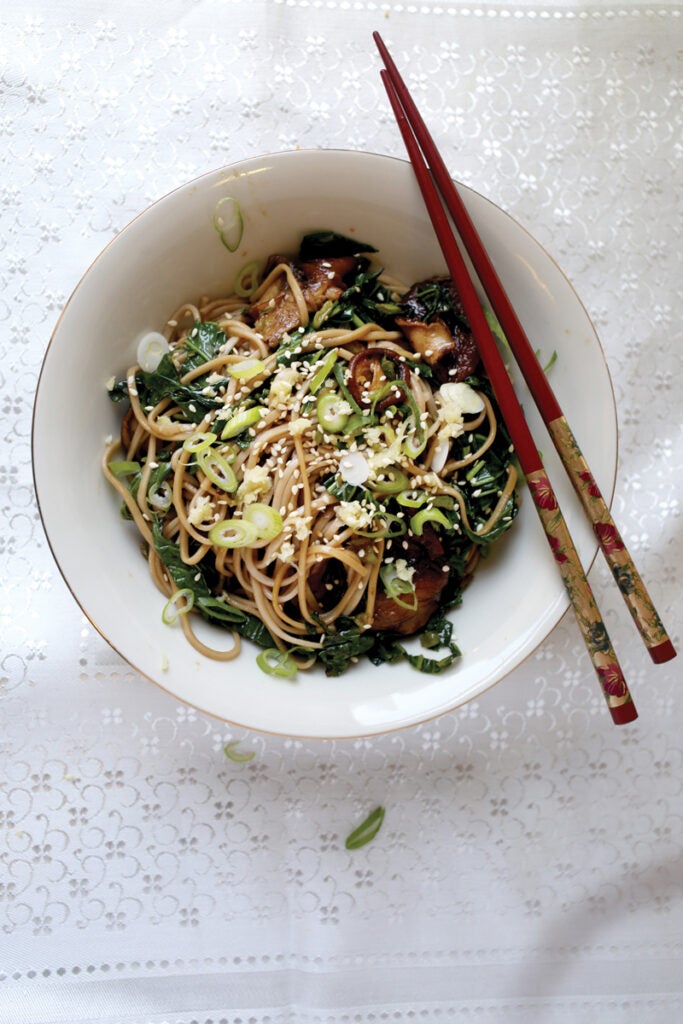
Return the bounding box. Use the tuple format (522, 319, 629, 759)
(374, 32, 675, 669)
(375, 39, 639, 725)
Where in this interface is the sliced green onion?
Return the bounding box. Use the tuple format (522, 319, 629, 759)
(223, 740, 256, 763)
(213, 196, 243, 252)
(243, 502, 283, 542)
(370, 381, 425, 451)
(355, 513, 406, 539)
(183, 431, 217, 453)
(379, 562, 417, 610)
(220, 406, 264, 439)
(256, 648, 298, 679)
(386, 586, 418, 611)
(108, 460, 141, 478)
(137, 331, 169, 372)
(208, 518, 260, 548)
(410, 506, 452, 536)
(396, 489, 428, 509)
(161, 588, 195, 625)
(344, 412, 374, 436)
(312, 299, 336, 329)
(431, 495, 455, 510)
(485, 308, 510, 351)
(371, 466, 410, 495)
(229, 358, 266, 381)
(345, 806, 385, 850)
(197, 448, 238, 492)
(234, 260, 262, 298)
(466, 458, 486, 482)
(543, 350, 558, 374)
(317, 391, 350, 434)
(148, 480, 173, 512)
(403, 420, 428, 459)
(309, 349, 339, 394)
(332, 362, 363, 415)
(370, 423, 397, 446)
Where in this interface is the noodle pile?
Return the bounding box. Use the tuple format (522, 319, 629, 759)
(104, 237, 518, 675)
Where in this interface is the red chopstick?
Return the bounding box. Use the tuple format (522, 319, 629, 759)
(374, 32, 675, 668)
(376, 49, 638, 725)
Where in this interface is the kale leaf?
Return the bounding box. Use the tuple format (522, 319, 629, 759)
(183, 320, 229, 373)
(368, 611, 461, 674)
(316, 618, 376, 676)
(298, 230, 378, 260)
(136, 352, 222, 424)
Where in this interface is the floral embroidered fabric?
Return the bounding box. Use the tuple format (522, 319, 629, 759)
(1, 1, 681, 1021)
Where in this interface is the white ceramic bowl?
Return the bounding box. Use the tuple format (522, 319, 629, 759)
(33, 149, 617, 738)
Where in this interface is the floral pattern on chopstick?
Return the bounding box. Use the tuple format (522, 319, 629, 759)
(547, 416, 670, 650)
(526, 468, 632, 712)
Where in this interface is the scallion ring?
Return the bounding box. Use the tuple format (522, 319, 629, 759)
(345, 806, 385, 850)
(183, 431, 217, 454)
(256, 648, 298, 679)
(196, 448, 238, 492)
(403, 425, 428, 459)
(380, 562, 417, 611)
(220, 406, 264, 439)
(355, 513, 406, 539)
(312, 299, 336, 329)
(108, 460, 141, 478)
(137, 331, 169, 373)
(397, 489, 428, 509)
(370, 466, 410, 495)
(229, 358, 266, 381)
(343, 412, 374, 437)
(161, 588, 195, 625)
(147, 481, 173, 512)
(234, 260, 262, 298)
(410, 506, 453, 536)
(309, 349, 339, 394)
(208, 518, 260, 549)
(316, 391, 350, 434)
(213, 196, 243, 252)
(243, 503, 283, 542)
(223, 740, 256, 763)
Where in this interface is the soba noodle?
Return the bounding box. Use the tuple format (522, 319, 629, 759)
(104, 236, 518, 676)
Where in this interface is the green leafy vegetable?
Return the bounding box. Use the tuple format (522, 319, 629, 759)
(107, 378, 130, 403)
(369, 611, 461, 674)
(323, 268, 399, 330)
(137, 353, 222, 423)
(298, 230, 378, 260)
(184, 321, 229, 372)
(400, 279, 469, 334)
(317, 619, 376, 677)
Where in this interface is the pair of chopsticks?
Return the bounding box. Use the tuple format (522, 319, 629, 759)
(374, 32, 676, 725)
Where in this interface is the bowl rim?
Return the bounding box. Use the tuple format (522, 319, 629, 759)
(31, 146, 619, 738)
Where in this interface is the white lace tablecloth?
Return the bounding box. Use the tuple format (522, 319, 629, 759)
(2, 1, 681, 1021)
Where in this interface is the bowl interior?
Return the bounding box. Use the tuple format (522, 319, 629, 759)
(33, 149, 616, 738)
